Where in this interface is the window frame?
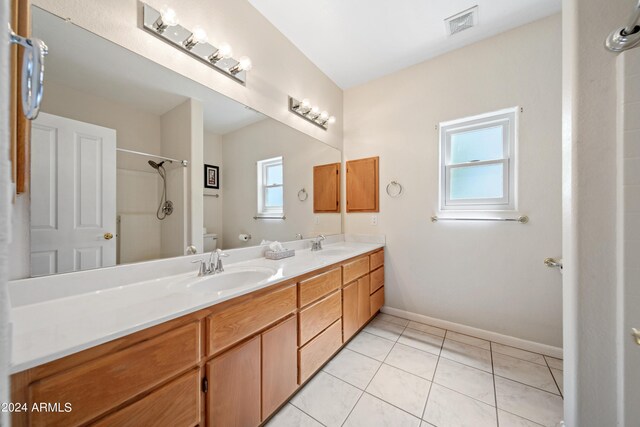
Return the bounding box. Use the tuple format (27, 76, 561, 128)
(257, 156, 284, 217)
(439, 107, 518, 211)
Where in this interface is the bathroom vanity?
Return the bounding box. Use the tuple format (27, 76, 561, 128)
(9, 243, 385, 426)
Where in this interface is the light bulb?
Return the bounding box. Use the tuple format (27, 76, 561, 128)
(191, 26, 208, 44)
(218, 42, 233, 59)
(328, 116, 336, 124)
(154, 6, 178, 33)
(238, 56, 252, 71)
(159, 6, 178, 27)
(229, 56, 253, 75)
(320, 111, 329, 120)
(301, 99, 311, 109)
(310, 106, 320, 117)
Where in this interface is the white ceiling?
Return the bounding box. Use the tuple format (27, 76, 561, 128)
(249, 0, 561, 88)
(32, 7, 264, 134)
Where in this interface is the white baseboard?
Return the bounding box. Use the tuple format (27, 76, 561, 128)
(381, 306, 563, 359)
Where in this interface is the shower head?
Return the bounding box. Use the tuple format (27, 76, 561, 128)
(148, 160, 165, 170)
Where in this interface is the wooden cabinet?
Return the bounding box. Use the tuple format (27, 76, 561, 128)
(357, 275, 371, 327)
(370, 287, 385, 315)
(313, 162, 341, 213)
(346, 156, 379, 212)
(27, 322, 200, 427)
(11, 247, 385, 427)
(207, 336, 261, 427)
(93, 370, 200, 427)
(298, 290, 342, 345)
(299, 268, 341, 307)
(262, 317, 297, 419)
(342, 281, 359, 341)
(207, 284, 296, 355)
(298, 319, 343, 383)
(370, 266, 384, 294)
(343, 256, 369, 284)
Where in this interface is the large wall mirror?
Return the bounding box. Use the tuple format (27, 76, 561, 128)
(28, 6, 342, 277)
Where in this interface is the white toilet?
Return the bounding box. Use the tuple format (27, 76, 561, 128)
(203, 233, 218, 252)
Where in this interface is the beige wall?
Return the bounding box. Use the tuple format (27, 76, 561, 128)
(343, 15, 563, 347)
(31, 0, 343, 150)
(222, 119, 341, 248)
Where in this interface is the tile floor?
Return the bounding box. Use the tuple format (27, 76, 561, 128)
(267, 313, 564, 427)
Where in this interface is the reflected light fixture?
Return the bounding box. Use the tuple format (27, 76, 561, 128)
(143, 3, 252, 84)
(289, 97, 336, 130)
(154, 6, 179, 33)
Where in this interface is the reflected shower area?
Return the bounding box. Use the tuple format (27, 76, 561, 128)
(116, 149, 188, 265)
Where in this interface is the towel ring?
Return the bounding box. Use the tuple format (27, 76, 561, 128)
(298, 188, 308, 201)
(386, 181, 403, 198)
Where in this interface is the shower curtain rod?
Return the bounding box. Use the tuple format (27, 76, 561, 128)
(116, 148, 188, 167)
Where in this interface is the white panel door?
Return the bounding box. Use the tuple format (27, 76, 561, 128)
(30, 112, 116, 276)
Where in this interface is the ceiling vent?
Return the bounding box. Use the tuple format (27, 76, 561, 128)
(445, 6, 478, 36)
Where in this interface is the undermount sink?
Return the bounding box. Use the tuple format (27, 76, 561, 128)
(184, 267, 277, 294)
(314, 248, 353, 257)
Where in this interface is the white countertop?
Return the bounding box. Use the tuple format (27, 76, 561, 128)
(9, 241, 383, 374)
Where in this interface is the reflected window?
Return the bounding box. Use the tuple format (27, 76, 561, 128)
(257, 156, 284, 216)
(439, 108, 517, 211)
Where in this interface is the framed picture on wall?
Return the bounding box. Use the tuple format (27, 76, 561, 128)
(204, 164, 220, 189)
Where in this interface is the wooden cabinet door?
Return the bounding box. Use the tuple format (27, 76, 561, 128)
(207, 336, 261, 427)
(343, 281, 359, 341)
(357, 275, 371, 327)
(346, 157, 379, 212)
(314, 162, 340, 213)
(262, 317, 297, 420)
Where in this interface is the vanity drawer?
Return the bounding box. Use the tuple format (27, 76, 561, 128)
(298, 290, 342, 345)
(370, 266, 384, 294)
(28, 322, 200, 427)
(342, 256, 369, 284)
(299, 268, 341, 308)
(370, 249, 384, 271)
(93, 370, 200, 427)
(370, 287, 385, 315)
(207, 284, 297, 355)
(298, 319, 342, 383)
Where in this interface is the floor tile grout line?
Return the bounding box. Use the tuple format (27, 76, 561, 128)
(490, 342, 500, 427)
(421, 330, 446, 421)
(338, 323, 408, 427)
(437, 352, 493, 374)
(493, 373, 563, 397)
(288, 400, 330, 427)
(543, 354, 564, 399)
(498, 408, 547, 427)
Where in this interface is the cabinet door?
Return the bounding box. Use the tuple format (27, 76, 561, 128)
(357, 275, 371, 327)
(343, 281, 359, 341)
(262, 317, 297, 420)
(346, 157, 379, 212)
(314, 162, 340, 213)
(207, 336, 261, 427)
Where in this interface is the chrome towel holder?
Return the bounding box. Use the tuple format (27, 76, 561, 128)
(9, 24, 48, 120)
(298, 188, 308, 201)
(386, 181, 403, 198)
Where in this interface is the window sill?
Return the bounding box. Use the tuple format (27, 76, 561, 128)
(253, 214, 286, 220)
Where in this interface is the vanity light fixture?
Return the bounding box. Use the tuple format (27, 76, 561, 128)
(142, 3, 252, 84)
(289, 96, 336, 130)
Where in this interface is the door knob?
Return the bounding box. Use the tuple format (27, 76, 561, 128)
(632, 328, 640, 345)
(103, 232, 114, 240)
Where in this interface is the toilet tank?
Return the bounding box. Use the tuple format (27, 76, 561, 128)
(203, 233, 218, 252)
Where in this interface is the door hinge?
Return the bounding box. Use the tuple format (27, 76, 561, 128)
(202, 376, 208, 393)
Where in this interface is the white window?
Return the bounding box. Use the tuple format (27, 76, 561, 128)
(439, 108, 517, 211)
(257, 156, 284, 217)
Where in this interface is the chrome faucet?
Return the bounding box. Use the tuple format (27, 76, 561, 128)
(209, 248, 229, 273)
(311, 234, 326, 251)
(192, 249, 229, 276)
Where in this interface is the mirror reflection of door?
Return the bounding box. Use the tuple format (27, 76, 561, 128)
(30, 112, 116, 276)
